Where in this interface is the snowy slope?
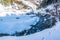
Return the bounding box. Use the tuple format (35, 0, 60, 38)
(0, 0, 43, 16)
(0, 14, 39, 34)
(0, 22, 60, 40)
(0, 0, 60, 40)
(34, 4, 55, 14)
(0, 2, 54, 17)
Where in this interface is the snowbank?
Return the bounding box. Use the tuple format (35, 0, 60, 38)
(0, 14, 39, 34)
(0, 22, 60, 40)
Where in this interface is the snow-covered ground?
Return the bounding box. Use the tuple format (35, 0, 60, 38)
(34, 4, 55, 14)
(0, 4, 32, 16)
(0, 14, 39, 34)
(0, 3, 55, 17)
(0, 0, 43, 16)
(0, 22, 60, 40)
(0, 1, 60, 40)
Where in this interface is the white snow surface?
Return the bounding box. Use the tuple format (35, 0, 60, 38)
(0, 0, 43, 16)
(34, 4, 55, 14)
(0, 14, 39, 34)
(0, 22, 60, 40)
(0, 2, 60, 40)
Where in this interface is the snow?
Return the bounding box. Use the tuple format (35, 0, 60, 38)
(17, 22, 60, 40)
(34, 4, 55, 14)
(21, 0, 37, 10)
(46, 4, 55, 10)
(0, 4, 5, 12)
(0, 14, 39, 34)
(0, 1, 60, 40)
(0, 22, 60, 40)
(0, 0, 45, 16)
(0, 0, 42, 16)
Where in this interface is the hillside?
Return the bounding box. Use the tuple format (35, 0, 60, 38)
(0, 0, 60, 40)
